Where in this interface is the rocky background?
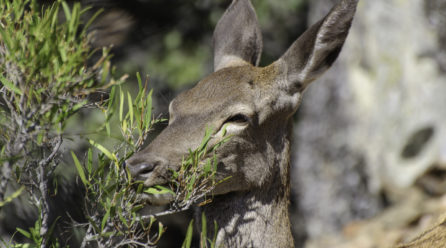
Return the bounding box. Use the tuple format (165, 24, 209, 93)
(297, 0, 446, 247)
(1, 0, 445, 247)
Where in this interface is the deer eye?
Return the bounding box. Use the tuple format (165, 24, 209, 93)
(224, 114, 250, 124)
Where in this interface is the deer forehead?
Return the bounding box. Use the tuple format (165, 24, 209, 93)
(169, 65, 281, 118)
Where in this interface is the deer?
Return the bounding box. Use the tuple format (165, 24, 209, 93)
(125, 0, 359, 247)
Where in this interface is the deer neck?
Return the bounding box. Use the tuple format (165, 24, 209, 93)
(202, 122, 294, 248)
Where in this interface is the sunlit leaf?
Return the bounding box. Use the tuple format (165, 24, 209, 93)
(127, 91, 134, 127)
(0, 186, 24, 207)
(119, 90, 124, 122)
(0, 75, 23, 95)
(61, 1, 71, 21)
(182, 220, 194, 248)
(87, 148, 93, 175)
(71, 151, 89, 187)
(144, 186, 175, 196)
(198, 127, 213, 151)
(101, 209, 110, 231)
(88, 139, 116, 162)
(16, 228, 31, 239)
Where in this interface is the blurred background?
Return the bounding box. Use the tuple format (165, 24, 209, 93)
(2, 0, 446, 247)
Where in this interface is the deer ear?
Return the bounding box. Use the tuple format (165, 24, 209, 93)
(276, 0, 358, 91)
(213, 0, 263, 71)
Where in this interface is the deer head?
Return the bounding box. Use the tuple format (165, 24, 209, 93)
(126, 0, 358, 207)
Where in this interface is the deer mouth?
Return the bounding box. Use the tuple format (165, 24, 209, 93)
(138, 188, 175, 206)
(141, 174, 178, 206)
(128, 165, 176, 206)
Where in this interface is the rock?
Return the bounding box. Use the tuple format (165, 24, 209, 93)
(291, 0, 446, 241)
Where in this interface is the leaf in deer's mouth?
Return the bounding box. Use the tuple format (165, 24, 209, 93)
(142, 185, 175, 205)
(144, 185, 175, 195)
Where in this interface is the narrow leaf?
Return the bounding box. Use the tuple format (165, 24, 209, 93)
(127, 91, 133, 127)
(182, 220, 194, 248)
(144, 186, 175, 196)
(61, 1, 72, 21)
(145, 90, 153, 132)
(201, 211, 207, 247)
(101, 209, 110, 231)
(107, 86, 116, 110)
(118, 209, 128, 228)
(119, 90, 124, 122)
(71, 151, 89, 187)
(16, 228, 31, 239)
(158, 222, 164, 237)
(0, 27, 13, 51)
(136, 72, 142, 91)
(0, 75, 22, 95)
(88, 139, 116, 162)
(211, 220, 218, 248)
(198, 127, 213, 151)
(82, 8, 103, 33)
(87, 148, 93, 175)
(0, 186, 24, 207)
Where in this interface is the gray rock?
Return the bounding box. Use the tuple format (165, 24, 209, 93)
(290, 0, 446, 241)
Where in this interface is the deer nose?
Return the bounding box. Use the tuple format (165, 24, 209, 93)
(125, 156, 167, 180)
(129, 163, 155, 178)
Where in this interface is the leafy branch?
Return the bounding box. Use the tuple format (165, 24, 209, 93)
(140, 126, 231, 220)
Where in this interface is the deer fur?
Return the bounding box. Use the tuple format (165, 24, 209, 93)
(126, 0, 359, 247)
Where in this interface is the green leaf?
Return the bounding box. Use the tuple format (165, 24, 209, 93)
(182, 220, 194, 248)
(211, 220, 218, 248)
(127, 91, 133, 127)
(106, 122, 111, 137)
(188, 174, 196, 191)
(88, 139, 117, 162)
(82, 8, 103, 33)
(71, 151, 89, 187)
(0, 26, 13, 52)
(136, 72, 142, 91)
(131, 205, 144, 213)
(145, 90, 153, 132)
(72, 100, 87, 113)
(136, 183, 143, 194)
(101, 61, 110, 84)
(0, 186, 24, 207)
(201, 211, 207, 246)
(16, 228, 31, 239)
(144, 186, 175, 196)
(61, 1, 71, 22)
(0, 75, 23, 95)
(198, 127, 213, 151)
(101, 208, 110, 231)
(158, 222, 165, 238)
(50, 4, 60, 28)
(87, 148, 93, 175)
(86, 216, 100, 233)
(118, 208, 128, 228)
(119, 90, 124, 122)
(149, 216, 156, 227)
(107, 86, 116, 110)
(47, 216, 61, 242)
(69, 3, 80, 35)
(203, 159, 212, 175)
